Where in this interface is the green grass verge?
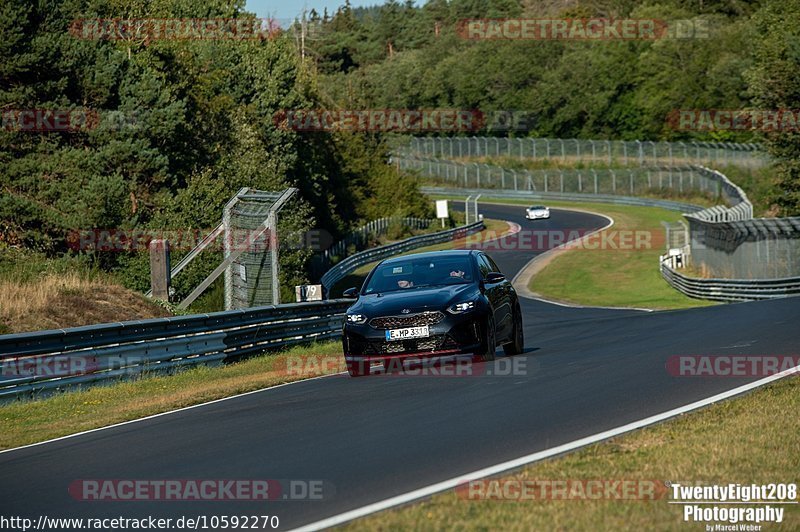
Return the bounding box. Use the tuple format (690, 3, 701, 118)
(529, 202, 715, 310)
(0, 341, 344, 450)
(431, 195, 714, 310)
(345, 376, 800, 530)
(0, 219, 511, 449)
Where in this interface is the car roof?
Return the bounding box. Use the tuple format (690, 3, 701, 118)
(380, 249, 476, 265)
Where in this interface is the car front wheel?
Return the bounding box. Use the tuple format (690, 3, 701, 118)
(503, 306, 524, 356)
(481, 316, 496, 362)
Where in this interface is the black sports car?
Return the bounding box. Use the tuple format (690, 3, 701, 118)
(341, 249, 524, 377)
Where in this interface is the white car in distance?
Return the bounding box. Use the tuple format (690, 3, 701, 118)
(525, 205, 550, 220)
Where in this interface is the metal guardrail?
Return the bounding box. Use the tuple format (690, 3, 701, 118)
(660, 261, 800, 302)
(0, 300, 351, 401)
(0, 218, 488, 400)
(323, 216, 435, 262)
(0, 220, 485, 401)
(320, 220, 485, 294)
(421, 186, 706, 213)
(685, 167, 753, 223)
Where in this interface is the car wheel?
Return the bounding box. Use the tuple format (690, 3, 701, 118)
(347, 360, 370, 377)
(481, 316, 496, 362)
(503, 306, 524, 356)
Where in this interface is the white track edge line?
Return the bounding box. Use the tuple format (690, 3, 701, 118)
(0, 371, 348, 455)
(0, 219, 521, 455)
(290, 366, 799, 531)
(508, 211, 647, 312)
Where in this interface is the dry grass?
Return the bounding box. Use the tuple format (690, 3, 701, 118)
(0, 272, 170, 333)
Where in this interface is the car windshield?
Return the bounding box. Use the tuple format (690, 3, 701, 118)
(363, 256, 474, 294)
(529, 206, 546, 210)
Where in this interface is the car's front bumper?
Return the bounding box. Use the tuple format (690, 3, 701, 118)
(342, 313, 484, 364)
(526, 212, 550, 219)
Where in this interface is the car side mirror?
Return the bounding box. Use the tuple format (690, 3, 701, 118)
(342, 287, 359, 299)
(485, 272, 505, 283)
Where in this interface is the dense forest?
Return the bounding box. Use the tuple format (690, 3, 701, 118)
(0, 0, 430, 303)
(1, 0, 798, 307)
(305, 0, 799, 213)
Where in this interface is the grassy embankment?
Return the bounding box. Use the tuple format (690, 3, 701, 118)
(0, 219, 513, 449)
(429, 196, 715, 310)
(346, 376, 800, 530)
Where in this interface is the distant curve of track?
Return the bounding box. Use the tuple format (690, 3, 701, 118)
(1, 203, 798, 530)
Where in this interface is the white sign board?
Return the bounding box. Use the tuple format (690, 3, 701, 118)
(295, 284, 323, 302)
(436, 199, 449, 219)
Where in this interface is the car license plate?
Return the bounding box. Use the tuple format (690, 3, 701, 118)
(385, 326, 430, 341)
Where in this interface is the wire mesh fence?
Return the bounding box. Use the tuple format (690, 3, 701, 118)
(687, 217, 800, 278)
(395, 142, 800, 282)
(393, 155, 723, 198)
(397, 136, 768, 169)
(223, 189, 295, 310)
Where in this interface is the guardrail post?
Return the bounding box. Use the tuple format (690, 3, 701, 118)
(149, 239, 171, 301)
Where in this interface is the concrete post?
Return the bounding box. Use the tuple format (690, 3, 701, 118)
(149, 239, 171, 301)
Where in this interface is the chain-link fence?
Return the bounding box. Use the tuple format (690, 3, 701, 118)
(397, 136, 768, 168)
(676, 168, 800, 279)
(223, 188, 296, 310)
(394, 155, 723, 198)
(688, 221, 800, 278)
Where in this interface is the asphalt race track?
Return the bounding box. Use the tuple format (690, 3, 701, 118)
(1, 203, 798, 530)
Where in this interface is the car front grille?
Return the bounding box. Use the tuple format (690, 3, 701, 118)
(377, 335, 446, 355)
(369, 311, 445, 329)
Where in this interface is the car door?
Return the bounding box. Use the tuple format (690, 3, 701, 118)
(477, 253, 505, 335)
(484, 254, 513, 340)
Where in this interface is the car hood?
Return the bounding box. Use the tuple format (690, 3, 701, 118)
(348, 283, 477, 315)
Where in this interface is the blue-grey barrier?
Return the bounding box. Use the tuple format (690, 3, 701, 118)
(0, 221, 486, 401)
(320, 220, 485, 295)
(0, 300, 352, 401)
(660, 261, 800, 302)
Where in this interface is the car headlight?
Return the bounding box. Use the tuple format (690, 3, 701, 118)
(346, 314, 367, 325)
(447, 301, 475, 314)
